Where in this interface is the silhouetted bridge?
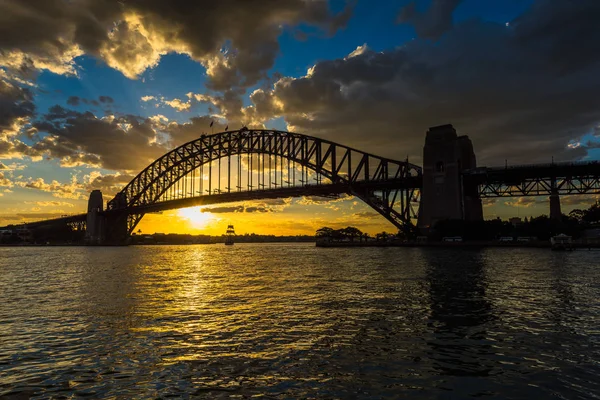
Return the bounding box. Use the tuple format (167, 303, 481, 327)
(6, 126, 600, 244)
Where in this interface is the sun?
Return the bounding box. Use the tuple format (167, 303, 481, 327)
(177, 207, 215, 228)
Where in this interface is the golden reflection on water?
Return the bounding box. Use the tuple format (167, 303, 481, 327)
(0, 245, 599, 398)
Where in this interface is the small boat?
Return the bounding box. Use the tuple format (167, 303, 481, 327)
(225, 224, 235, 246)
(550, 233, 573, 251)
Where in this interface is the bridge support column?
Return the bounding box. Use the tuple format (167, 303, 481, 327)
(417, 124, 483, 232)
(550, 190, 562, 221)
(85, 190, 106, 244)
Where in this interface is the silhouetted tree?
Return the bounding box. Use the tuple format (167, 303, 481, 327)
(341, 226, 363, 242)
(316, 227, 334, 238)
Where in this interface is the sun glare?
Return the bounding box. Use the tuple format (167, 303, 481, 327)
(177, 207, 215, 228)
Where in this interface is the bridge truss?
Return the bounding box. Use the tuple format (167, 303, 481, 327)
(464, 162, 600, 197)
(107, 129, 422, 236)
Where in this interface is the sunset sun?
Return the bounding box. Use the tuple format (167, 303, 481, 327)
(177, 207, 215, 228)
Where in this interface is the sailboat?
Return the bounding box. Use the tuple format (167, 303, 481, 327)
(225, 224, 235, 245)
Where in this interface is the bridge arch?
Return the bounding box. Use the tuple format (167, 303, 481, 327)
(107, 129, 422, 237)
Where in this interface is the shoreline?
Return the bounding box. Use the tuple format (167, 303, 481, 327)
(316, 240, 600, 249)
(2, 241, 599, 249)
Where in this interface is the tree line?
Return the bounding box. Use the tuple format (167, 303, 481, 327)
(316, 226, 396, 242)
(315, 201, 600, 242)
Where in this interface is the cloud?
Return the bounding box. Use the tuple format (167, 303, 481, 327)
(351, 211, 379, 219)
(30, 106, 167, 171)
(397, 0, 463, 39)
(0, 172, 13, 187)
(560, 194, 600, 207)
(0, 0, 352, 90)
(482, 198, 497, 208)
(162, 97, 192, 112)
(0, 161, 25, 170)
(141, 95, 156, 102)
(157, 92, 237, 116)
(66, 96, 80, 106)
(296, 195, 351, 206)
(24, 200, 75, 208)
(1, 106, 234, 174)
(201, 205, 271, 214)
(198, 198, 292, 214)
(66, 96, 113, 108)
(0, 77, 35, 137)
(14, 212, 75, 220)
(15, 176, 85, 200)
(85, 172, 136, 197)
(165, 116, 227, 147)
(500, 194, 598, 210)
(98, 96, 114, 104)
(504, 197, 545, 208)
(243, 0, 600, 165)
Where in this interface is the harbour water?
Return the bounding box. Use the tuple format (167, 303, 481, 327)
(1, 244, 599, 398)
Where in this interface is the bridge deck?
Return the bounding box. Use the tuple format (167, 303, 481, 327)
(113, 178, 421, 215)
(464, 161, 600, 197)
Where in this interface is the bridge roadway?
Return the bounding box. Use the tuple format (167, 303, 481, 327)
(121, 178, 421, 215)
(9, 177, 422, 229)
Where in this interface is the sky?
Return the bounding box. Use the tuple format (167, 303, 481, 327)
(0, 0, 599, 236)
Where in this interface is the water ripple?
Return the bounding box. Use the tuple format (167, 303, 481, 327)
(0, 244, 599, 398)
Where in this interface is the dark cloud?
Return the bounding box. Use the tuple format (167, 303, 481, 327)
(248, 0, 600, 165)
(165, 116, 227, 147)
(511, 0, 600, 74)
(86, 173, 135, 196)
(2, 108, 228, 172)
(85, 99, 100, 107)
(397, 0, 463, 39)
(0, 76, 36, 159)
(561, 194, 600, 207)
(0, 78, 34, 131)
(66, 96, 80, 106)
(244, 206, 273, 213)
(98, 95, 113, 104)
(30, 106, 167, 171)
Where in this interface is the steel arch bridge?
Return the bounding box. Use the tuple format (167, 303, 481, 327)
(105, 128, 422, 240)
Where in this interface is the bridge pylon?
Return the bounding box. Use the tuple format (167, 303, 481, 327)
(549, 189, 562, 221)
(85, 190, 129, 245)
(85, 190, 105, 244)
(417, 124, 483, 231)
